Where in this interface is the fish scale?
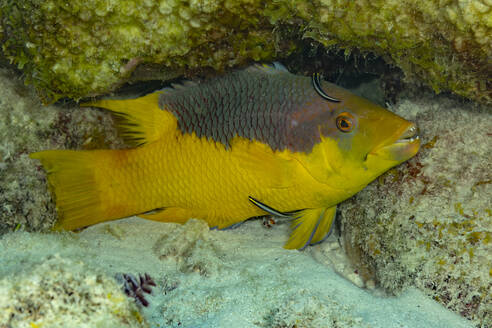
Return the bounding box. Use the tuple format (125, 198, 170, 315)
(217, 99, 226, 145)
(160, 66, 321, 152)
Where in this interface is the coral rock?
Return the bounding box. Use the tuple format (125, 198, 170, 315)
(0, 254, 148, 327)
(339, 92, 491, 327)
(0, 0, 490, 103)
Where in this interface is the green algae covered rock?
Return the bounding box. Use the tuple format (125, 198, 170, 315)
(0, 0, 491, 103)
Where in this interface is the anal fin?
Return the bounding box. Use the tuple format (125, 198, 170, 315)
(138, 207, 193, 224)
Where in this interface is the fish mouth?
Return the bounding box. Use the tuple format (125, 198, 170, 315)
(395, 124, 419, 143)
(369, 123, 420, 162)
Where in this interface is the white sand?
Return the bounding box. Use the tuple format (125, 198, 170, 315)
(0, 217, 473, 328)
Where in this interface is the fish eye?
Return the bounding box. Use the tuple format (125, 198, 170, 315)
(336, 112, 354, 133)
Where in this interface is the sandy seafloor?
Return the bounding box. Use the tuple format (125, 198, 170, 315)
(0, 217, 474, 328)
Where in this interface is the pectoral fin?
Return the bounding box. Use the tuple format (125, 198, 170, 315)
(231, 138, 296, 189)
(284, 206, 336, 250)
(248, 196, 336, 250)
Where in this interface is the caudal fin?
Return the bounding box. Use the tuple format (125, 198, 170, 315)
(30, 149, 117, 230)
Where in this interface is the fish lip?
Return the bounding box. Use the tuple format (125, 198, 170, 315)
(367, 123, 420, 159)
(383, 123, 419, 147)
(395, 124, 419, 143)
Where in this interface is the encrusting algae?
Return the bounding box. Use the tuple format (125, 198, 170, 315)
(30, 64, 420, 249)
(2, 0, 490, 104)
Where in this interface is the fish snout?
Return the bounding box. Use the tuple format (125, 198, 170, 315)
(395, 123, 419, 144)
(369, 122, 420, 163)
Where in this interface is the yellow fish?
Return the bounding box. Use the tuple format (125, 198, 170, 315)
(30, 63, 420, 249)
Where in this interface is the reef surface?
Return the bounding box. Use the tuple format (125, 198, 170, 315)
(339, 92, 492, 327)
(1, 0, 490, 103)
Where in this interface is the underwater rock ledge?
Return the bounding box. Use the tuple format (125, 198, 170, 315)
(339, 93, 491, 327)
(0, 0, 490, 104)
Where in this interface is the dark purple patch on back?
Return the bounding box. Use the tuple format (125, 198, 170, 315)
(158, 66, 336, 152)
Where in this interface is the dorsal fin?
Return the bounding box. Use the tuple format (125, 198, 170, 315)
(158, 63, 288, 96)
(81, 92, 177, 146)
(245, 62, 289, 74)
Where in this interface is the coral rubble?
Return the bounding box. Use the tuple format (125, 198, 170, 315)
(0, 0, 490, 103)
(0, 253, 147, 327)
(152, 219, 227, 276)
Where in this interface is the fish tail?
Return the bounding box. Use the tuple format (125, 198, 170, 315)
(284, 206, 336, 250)
(30, 149, 131, 230)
